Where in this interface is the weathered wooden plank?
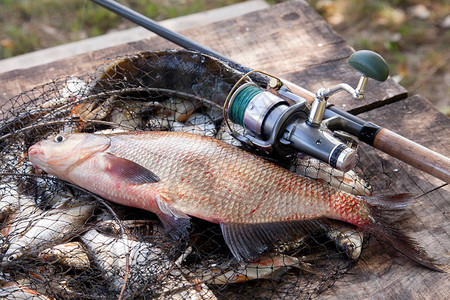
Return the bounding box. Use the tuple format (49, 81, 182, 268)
(321, 95, 449, 299)
(281, 58, 407, 113)
(0, 0, 405, 111)
(0, 1, 447, 298)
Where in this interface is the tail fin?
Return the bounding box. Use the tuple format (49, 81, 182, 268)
(362, 193, 443, 272)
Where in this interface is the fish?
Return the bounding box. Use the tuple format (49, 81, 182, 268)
(41, 76, 87, 109)
(82, 221, 216, 299)
(81, 228, 172, 298)
(0, 183, 21, 222)
(70, 95, 115, 123)
(159, 98, 203, 122)
(0, 281, 51, 300)
(38, 242, 90, 269)
(1, 194, 41, 252)
(291, 157, 372, 196)
(95, 219, 158, 237)
(198, 254, 303, 285)
(28, 131, 440, 271)
(109, 100, 162, 130)
(157, 267, 217, 300)
(216, 122, 245, 147)
(172, 113, 217, 137)
(324, 221, 364, 261)
(4, 204, 94, 262)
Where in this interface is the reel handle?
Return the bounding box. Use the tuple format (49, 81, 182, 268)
(348, 50, 389, 82)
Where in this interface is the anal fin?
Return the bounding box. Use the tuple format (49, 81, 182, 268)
(220, 220, 329, 263)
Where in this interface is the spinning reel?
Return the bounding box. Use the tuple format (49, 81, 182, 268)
(91, 0, 450, 183)
(224, 50, 389, 172)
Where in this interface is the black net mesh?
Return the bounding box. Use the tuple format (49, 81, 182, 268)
(0, 49, 372, 299)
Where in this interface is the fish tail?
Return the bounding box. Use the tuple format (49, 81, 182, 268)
(361, 193, 443, 272)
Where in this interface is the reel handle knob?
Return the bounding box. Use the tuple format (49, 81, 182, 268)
(348, 50, 389, 82)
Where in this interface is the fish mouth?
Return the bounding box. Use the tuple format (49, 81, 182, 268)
(28, 143, 44, 171)
(28, 143, 41, 157)
(28, 143, 48, 174)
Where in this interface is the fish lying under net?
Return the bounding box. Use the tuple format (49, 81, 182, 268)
(1, 49, 445, 299)
(28, 131, 441, 271)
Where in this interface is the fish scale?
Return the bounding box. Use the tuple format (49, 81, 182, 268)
(28, 131, 440, 270)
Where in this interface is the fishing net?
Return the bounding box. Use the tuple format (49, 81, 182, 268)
(0, 49, 372, 299)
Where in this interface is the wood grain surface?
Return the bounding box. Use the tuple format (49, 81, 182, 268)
(0, 0, 405, 112)
(321, 95, 449, 299)
(0, 0, 448, 299)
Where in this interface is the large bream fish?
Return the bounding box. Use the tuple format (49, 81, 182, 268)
(28, 131, 439, 270)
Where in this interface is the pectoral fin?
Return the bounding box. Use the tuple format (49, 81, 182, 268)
(100, 153, 160, 184)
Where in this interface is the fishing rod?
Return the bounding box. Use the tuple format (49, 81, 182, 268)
(90, 0, 450, 183)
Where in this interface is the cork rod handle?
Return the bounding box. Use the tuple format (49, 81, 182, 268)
(374, 128, 450, 183)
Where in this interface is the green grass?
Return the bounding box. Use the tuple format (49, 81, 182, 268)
(305, 0, 450, 114)
(0, 0, 245, 59)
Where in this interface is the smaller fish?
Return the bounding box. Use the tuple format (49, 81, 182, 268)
(61, 77, 88, 98)
(83, 224, 215, 298)
(96, 219, 158, 237)
(325, 221, 364, 261)
(216, 122, 244, 147)
(158, 269, 217, 300)
(0, 184, 21, 222)
(185, 112, 217, 137)
(0, 281, 51, 300)
(198, 254, 302, 285)
(274, 235, 309, 254)
(161, 247, 217, 300)
(110, 100, 162, 130)
(1, 194, 41, 252)
(291, 157, 372, 196)
(171, 113, 217, 137)
(146, 112, 217, 137)
(4, 204, 95, 262)
(81, 228, 171, 297)
(274, 220, 364, 262)
(18, 272, 86, 300)
(41, 77, 87, 109)
(38, 242, 90, 269)
(146, 116, 171, 131)
(159, 98, 202, 122)
(70, 95, 115, 124)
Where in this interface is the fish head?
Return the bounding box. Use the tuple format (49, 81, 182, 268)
(28, 133, 110, 180)
(343, 232, 363, 261)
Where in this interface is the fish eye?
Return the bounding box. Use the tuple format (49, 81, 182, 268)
(345, 242, 356, 252)
(54, 133, 67, 143)
(7, 254, 17, 262)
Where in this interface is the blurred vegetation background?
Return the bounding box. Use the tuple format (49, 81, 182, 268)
(0, 0, 448, 114)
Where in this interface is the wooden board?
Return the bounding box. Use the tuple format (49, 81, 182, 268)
(321, 95, 449, 299)
(0, 0, 405, 112)
(0, 1, 447, 299)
